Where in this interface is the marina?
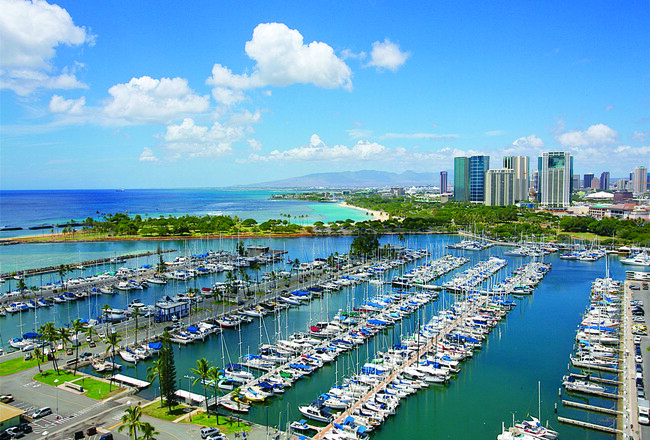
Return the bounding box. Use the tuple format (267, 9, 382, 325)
(0, 233, 648, 439)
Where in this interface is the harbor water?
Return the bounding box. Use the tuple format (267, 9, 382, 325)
(2, 233, 646, 439)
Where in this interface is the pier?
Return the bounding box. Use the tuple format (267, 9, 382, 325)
(557, 416, 621, 434)
(561, 400, 622, 415)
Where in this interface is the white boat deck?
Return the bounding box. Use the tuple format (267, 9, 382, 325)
(175, 389, 205, 403)
(111, 374, 151, 388)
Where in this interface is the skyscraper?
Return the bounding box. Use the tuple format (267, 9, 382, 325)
(599, 172, 610, 190)
(453, 157, 469, 201)
(485, 169, 514, 206)
(539, 152, 573, 208)
(469, 155, 489, 202)
(633, 166, 648, 193)
(440, 171, 448, 194)
(503, 156, 529, 202)
(583, 173, 594, 189)
(572, 174, 580, 192)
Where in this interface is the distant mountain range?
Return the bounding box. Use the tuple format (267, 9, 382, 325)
(239, 170, 440, 188)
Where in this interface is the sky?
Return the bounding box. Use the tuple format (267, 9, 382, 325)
(1, 0, 649, 190)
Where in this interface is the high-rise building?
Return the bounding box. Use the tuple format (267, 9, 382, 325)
(590, 177, 600, 190)
(532, 170, 539, 199)
(453, 157, 469, 201)
(572, 174, 580, 192)
(615, 178, 629, 191)
(599, 172, 610, 190)
(633, 166, 648, 193)
(583, 173, 594, 189)
(485, 169, 515, 206)
(538, 152, 573, 208)
(503, 156, 529, 202)
(469, 155, 489, 202)
(440, 171, 448, 194)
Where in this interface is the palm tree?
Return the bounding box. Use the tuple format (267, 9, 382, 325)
(85, 325, 97, 343)
(57, 264, 69, 287)
(33, 346, 43, 373)
(190, 358, 212, 417)
(17, 277, 27, 293)
(38, 322, 60, 374)
(118, 404, 143, 440)
(138, 421, 159, 440)
(102, 304, 112, 323)
(71, 318, 85, 375)
(146, 358, 164, 408)
(206, 366, 222, 424)
(292, 258, 300, 283)
(132, 306, 141, 346)
(104, 332, 122, 390)
(58, 326, 72, 352)
(249, 260, 261, 289)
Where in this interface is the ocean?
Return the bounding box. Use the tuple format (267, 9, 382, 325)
(0, 189, 370, 239)
(1, 231, 646, 439)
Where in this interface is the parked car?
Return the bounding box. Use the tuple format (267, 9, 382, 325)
(17, 424, 31, 434)
(4, 427, 24, 438)
(0, 394, 13, 403)
(201, 427, 221, 439)
(31, 407, 52, 419)
(98, 433, 113, 440)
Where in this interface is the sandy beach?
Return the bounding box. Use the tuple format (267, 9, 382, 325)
(338, 201, 390, 221)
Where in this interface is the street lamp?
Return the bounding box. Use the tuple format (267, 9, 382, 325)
(184, 375, 195, 405)
(53, 379, 59, 416)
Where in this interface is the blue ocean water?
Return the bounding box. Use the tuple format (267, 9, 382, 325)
(0, 189, 368, 238)
(1, 232, 646, 439)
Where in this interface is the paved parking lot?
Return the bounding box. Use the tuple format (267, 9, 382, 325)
(630, 277, 650, 439)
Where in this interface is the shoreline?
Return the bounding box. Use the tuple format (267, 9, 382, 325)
(337, 201, 390, 221)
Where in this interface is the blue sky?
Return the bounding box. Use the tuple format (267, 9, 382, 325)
(1, 0, 648, 189)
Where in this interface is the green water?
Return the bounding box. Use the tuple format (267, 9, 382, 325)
(5, 233, 644, 439)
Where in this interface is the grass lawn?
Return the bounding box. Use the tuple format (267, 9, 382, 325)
(72, 376, 123, 400)
(34, 369, 78, 385)
(142, 402, 192, 421)
(183, 411, 251, 435)
(0, 355, 48, 376)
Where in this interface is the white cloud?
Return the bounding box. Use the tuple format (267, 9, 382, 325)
(366, 38, 410, 72)
(0, 0, 94, 95)
(206, 23, 352, 105)
(632, 131, 650, 142)
(346, 128, 373, 139)
(249, 134, 387, 163)
(48, 94, 85, 115)
(103, 76, 210, 124)
(161, 117, 252, 158)
(139, 147, 159, 162)
(556, 123, 618, 147)
(614, 145, 650, 157)
(247, 138, 262, 151)
(341, 49, 366, 60)
(485, 130, 505, 136)
(512, 134, 545, 148)
(382, 132, 458, 141)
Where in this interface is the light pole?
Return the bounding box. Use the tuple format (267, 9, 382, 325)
(53, 379, 59, 416)
(184, 375, 195, 405)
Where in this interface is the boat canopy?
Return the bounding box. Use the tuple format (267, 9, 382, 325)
(23, 332, 40, 339)
(148, 342, 163, 350)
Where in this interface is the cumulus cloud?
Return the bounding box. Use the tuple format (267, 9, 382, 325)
(0, 0, 94, 95)
(207, 23, 352, 105)
(160, 116, 257, 158)
(103, 76, 209, 124)
(247, 138, 262, 151)
(49, 94, 85, 115)
(556, 123, 618, 147)
(248, 134, 387, 162)
(512, 134, 545, 148)
(614, 145, 650, 157)
(366, 38, 410, 71)
(139, 147, 159, 162)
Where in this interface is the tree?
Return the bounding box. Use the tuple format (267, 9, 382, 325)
(249, 260, 261, 290)
(350, 233, 381, 258)
(206, 366, 222, 424)
(236, 240, 246, 256)
(71, 318, 85, 375)
(159, 330, 177, 412)
(33, 346, 43, 373)
(102, 304, 112, 323)
(118, 404, 143, 440)
(146, 358, 164, 408)
(138, 422, 159, 440)
(57, 264, 69, 287)
(58, 326, 72, 352)
(17, 277, 27, 293)
(38, 322, 60, 374)
(190, 357, 213, 417)
(85, 325, 97, 343)
(104, 332, 122, 389)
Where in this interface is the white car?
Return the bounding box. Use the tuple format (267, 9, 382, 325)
(635, 336, 642, 344)
(637, 355, 644, 364)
